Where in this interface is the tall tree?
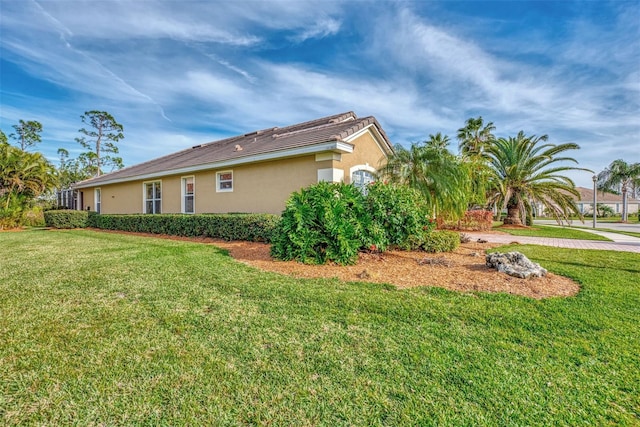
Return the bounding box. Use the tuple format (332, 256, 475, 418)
(380, 142, 471, 219)
(75, 111, 124, 176)
(457, 116, 496, 158)
(56, 148, 93, 189)
(9, 120, 43, 151)
(425, 132, 451, 151)
(484, 131, 590, 225)
(597, 159, 640, 222)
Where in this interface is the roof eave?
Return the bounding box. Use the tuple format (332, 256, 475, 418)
(342, 122, 394, 156)
(73, 141, 354, 189)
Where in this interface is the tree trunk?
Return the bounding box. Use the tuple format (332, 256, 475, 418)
(503, 206, 522, 225)
(622, 188, 628, 222)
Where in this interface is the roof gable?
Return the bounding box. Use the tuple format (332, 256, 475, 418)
(75, 112, 393, 188)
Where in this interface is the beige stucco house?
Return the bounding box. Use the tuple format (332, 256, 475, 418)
(73, 112, 393, 215)
(572, 186, 639, 215)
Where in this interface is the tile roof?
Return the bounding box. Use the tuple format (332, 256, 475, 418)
(75, 111, 392, 188)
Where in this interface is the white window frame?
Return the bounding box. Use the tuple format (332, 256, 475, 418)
(94, 188, 101, 214)
(181, 176, 195, 214)
(216, 170, 233, 193)
(349, 164, 377, 193)
(143, 180, 162, 214)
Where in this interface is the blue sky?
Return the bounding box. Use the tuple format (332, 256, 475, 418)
(1, 0, 638, 188)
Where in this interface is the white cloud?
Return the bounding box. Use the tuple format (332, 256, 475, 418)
(31, 0, 262, 45)
(290, 18, 342, 42)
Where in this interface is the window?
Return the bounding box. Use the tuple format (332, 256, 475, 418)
(352, 169, 375, 194)
(217, 171, 233, 192)
(144, 181, 161, 214)
(182, 176, 194, 214)
(94, 188, 101, 214)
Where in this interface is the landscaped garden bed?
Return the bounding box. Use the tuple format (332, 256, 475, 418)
(93, 229, 579, 299)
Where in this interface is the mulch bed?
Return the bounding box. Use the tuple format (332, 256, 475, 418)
(85, 228, 580, 299)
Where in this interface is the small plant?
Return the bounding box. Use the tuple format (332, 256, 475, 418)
(366, 181, 434, 250)
(596, 203, 615, 218)
(422, 230, 460, 253)
(460, 233, 471, 243)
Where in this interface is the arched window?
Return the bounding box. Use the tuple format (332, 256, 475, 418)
(352, 169, 375, 194)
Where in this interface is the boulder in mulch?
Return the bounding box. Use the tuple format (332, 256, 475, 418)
(486, 252, 547, 279)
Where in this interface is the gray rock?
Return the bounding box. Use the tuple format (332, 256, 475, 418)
(486, 252, 547, 279)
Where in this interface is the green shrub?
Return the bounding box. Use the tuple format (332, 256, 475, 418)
(90, 213, 278, 242)
(0, 194, 31, 229)
(366, 181, 434, 250)
(271, 182, 462, 265)
(0, 204, 22, 230)
(271, 182, 380, 265)
(421, 230, 460, 253)
(44, 210, 89, 228)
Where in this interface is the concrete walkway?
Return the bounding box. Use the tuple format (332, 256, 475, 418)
(554, 227, 640, 244)
(466, 231, 640, 253)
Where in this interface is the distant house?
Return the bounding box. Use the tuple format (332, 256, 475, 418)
(73, 112, 393, 215)
(572, 186, 639, 215)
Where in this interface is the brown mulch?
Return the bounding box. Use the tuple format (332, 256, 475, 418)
(84, 229, 579, 299)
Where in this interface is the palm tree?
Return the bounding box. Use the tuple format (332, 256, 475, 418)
(457, 116, 496, 158)
(380, 142, 471, 219)
(1, 144, 57, 212)
(597, 159, 640, 222)
(425, 132, 451, 151)
(484, 132, 590, 225)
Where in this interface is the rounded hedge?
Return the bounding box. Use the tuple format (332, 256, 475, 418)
(270, 182, 382, 265)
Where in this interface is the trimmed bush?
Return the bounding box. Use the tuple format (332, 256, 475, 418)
(90, 213, 278, 242)
(366, 181, 434, 250)
(270, 182, 381, 265)
(422, 230, 460, 253)
(44, 210, 89, 228)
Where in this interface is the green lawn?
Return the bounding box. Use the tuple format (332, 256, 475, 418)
(494, 224, 612, 241)
(1, 230, 639, 425)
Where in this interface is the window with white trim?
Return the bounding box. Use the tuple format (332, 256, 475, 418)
(216, 171, 233, 192)
(95, 188, 101, 214)
(352, 169, 375, 194)
(144, 181, 162, 214)
(182, 176, 194, 214)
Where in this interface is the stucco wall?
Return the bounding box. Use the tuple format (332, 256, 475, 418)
(80, 181, 142, 214)
(338, 131, 388, 184)
(196, 155, 322, 214)
(577, 201, 640, 214)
